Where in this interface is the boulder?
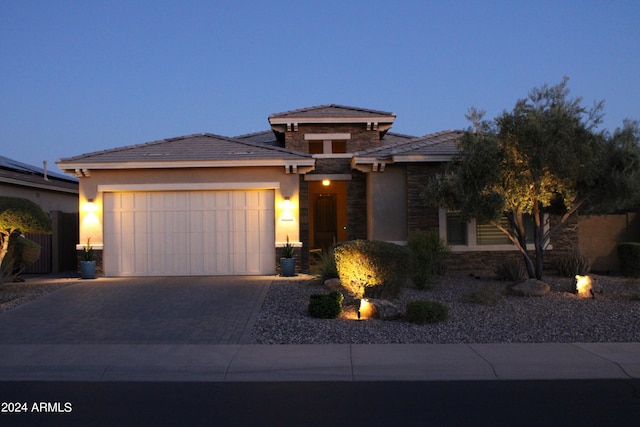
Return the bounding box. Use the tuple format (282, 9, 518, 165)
(365, 298, 401, 320)
(324, 278, 342, 291)
(508, 279, 550, 297)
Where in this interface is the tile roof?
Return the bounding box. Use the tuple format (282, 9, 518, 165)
(269, 104, 395, 119)
(234, 130, 280, 146)
(356, 130, 464, 158)
(57, 133, 311, 165)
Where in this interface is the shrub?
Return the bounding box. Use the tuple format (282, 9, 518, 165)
(408, 231, 450, 289)
(405, 300, 449, 324)
(308, 291, 344, 319)
(618, 243, 640, 278)
(313, 247, 339, 280)
(333, 240, 409, 299)
(556, 248, 591, 277)
(463, 285, 499, 305)
(495, 259, 527, 281)
(0, 234, 41, 283)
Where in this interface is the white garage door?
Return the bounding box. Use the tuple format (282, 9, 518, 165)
(103, 190, 275, 276)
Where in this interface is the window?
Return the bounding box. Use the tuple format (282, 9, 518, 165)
(446, 212, 467, 245)
(477, 214, 535, 245)
(439, 209, 543, 251)
(331, 140, 347, 153)
(308, 139, 348, 154)
(309, 141, 323, 154)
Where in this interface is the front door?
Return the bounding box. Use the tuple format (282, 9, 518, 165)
(313, 194, 337, 250)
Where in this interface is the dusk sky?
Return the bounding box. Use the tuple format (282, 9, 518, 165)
(1, 0, 639, 175)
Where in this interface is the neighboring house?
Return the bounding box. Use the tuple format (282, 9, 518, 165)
(55, 104, 635, 277)
(0, 155, 79, 273)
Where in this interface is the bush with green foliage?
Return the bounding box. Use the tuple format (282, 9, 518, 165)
(405, 300, 449, 324)
(308, 291, 344, 319)
(618, 243, 640, 278)
(333, 240, 409, 299)
(408, 231, 450, 289)
(0, 197, 51, 281)
(495, 259, 527, 281)
(555, 248, 591, 277)
(0, 234, 42, 283)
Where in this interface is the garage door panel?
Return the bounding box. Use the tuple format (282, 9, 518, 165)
(104, 190, 275, 276)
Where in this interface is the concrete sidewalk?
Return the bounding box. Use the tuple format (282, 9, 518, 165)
(0, 342, 638, 382)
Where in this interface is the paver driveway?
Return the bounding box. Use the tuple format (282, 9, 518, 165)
(0, 276, 271, 345)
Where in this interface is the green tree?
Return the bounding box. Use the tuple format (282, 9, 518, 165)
(424, 78, 640, 280)
(0, 197, 52, 272)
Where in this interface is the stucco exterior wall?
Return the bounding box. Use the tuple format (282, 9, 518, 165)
(578, 212, 640, 273)
(367, 165, 408, 242)
(0, 182, 78, 213)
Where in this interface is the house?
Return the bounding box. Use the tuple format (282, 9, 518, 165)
(56, 104, 631, 277)
(0, 155, 79, 273)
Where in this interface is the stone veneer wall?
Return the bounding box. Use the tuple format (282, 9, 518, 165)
(347, 171, 367, 241)
(298, 177, 310, 272)
(284, 123, 383, 153)
(406, 163, 441, 233)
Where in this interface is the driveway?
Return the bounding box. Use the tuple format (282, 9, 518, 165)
(0, 276, 271, 345)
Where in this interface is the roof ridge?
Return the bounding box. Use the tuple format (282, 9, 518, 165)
(269, 104, 395, 118)
(234, 130, 273, 138)
(58, 133, 312, 163)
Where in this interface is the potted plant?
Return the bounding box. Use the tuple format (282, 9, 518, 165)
(280, 235, 296, 277)
(80, 237, 96, 279)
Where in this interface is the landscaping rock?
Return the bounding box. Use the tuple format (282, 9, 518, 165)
(366, 298, 401, 320)
(324, 278, 342, 290)
(508, 279, 550, 297)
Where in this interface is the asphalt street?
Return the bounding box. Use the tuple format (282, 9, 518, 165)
(2, 379, 639, 427)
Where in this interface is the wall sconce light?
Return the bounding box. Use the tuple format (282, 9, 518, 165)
(84, 199, 96, 213)
(322, 179, 331, 186)
(281, 197, 294, 221)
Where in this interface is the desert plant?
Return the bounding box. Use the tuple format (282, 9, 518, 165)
(463, 285, 499, 305)
(405, 300, 449, 324)
(313, 247, 339, 280)
(495, 259, 527, 281)
(618, 242, 640, 278)
(408, 230, 450, 289)
(555, 248, 591, 277)
(83, 237, 93, 262)
(283, 234, 294, 258)
(333, 240, 409, 299)
(308, 291, 344, 319)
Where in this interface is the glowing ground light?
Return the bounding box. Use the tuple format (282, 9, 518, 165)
(358, 298, 375, 319)
(575, 275, 594, 298)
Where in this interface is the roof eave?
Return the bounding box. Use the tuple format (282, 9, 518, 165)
(269, 116, 395, 126)
(57, 158, 316, 175)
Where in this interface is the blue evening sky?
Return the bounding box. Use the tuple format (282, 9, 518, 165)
(1, 0, 639, 174)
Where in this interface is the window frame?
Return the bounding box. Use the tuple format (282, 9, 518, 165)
(439, 208, 552, 252)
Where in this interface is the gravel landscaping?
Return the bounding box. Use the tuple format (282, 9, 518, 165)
(2, 273, 639, 345)
(250, 273, 640, 344)
(0, 277, 76, 313)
